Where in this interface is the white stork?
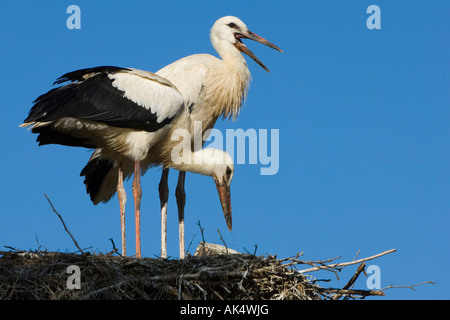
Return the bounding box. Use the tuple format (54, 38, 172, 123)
(154, 16, 282, 258)
(21, 16, 281, 258)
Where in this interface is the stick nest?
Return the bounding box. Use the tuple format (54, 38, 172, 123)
(0, 250, 319, 300)
(0, 243, 397, 300)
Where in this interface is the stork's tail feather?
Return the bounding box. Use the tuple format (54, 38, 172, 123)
(80, 157, 117, 205)
(32, 125, 96, 148)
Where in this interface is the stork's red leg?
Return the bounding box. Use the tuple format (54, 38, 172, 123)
(117, 166, 127, 256)
(175, 171, 186, 259)
(132, 160, 142, 258)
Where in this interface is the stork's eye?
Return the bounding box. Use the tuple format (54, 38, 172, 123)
(226, 166, 232, 178)
(227, 22, 238, 29)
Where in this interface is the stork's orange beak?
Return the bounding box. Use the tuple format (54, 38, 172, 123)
(234, 30, 283, 72)
(215, 181, 232, 231)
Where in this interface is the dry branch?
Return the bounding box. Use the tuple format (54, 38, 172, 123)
(44, 194, 85, 255)
(332, 263, 366, 300)
(298, 249, 397, 274)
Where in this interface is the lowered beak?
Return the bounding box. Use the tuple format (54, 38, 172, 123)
(234, 30, 283, 72)
(215, 181, 232, 231)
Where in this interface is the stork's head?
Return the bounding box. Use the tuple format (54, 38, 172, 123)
(210, 16, 283, 72)
(195, 148, 234, 231)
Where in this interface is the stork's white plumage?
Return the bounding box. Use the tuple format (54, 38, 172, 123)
(21, 16, 281, 259)
(154, 16, 282, 258)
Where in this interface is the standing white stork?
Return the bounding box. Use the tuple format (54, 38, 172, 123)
(21, 16, 282, 258)
(153, 16, 282, 258)
(21, 67, 234, 258)
(80, 16, 282, 258)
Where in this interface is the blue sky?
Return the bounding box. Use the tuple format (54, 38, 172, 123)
(1, 1, 448, 300)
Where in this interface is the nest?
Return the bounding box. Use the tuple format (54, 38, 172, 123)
(0, 249, 316, 300)
(0, 242, 396, 300)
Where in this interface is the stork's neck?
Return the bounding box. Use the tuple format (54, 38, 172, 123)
(172, 148, 223, 178)
(213, 40, 248, 71)
(200, 40, 251, 121)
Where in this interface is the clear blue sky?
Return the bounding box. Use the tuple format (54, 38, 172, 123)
(1, 1, 448, 300)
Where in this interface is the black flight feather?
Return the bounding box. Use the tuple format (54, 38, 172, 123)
(80, 157, 115, 203)
(24, 67, 174, 132)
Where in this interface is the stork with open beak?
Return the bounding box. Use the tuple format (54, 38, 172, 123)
(155, 16, 282, 258)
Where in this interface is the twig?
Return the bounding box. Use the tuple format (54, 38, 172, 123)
(332, 263, 366, 300)
(343, 263, 366, 290)
(107, 238, 120, 257)
(197, 220, 206, 243)
(44, 194, 85, 255)
(317, 287, 385, 297)
(186, 234, 196, 255)
(381, 281, 435, 292)
(217, 229, 228, 255)
(3, 246, 25, 253)
(294, 256, 343, 280)
(299, 249, 396, 274)
(352, 249, 361, 262)
(196, 220, 206, 256)
(83, 281, 126, 299)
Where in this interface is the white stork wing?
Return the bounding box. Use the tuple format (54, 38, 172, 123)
(23, 66, 185, 132)
(156, 54, 220, 111)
